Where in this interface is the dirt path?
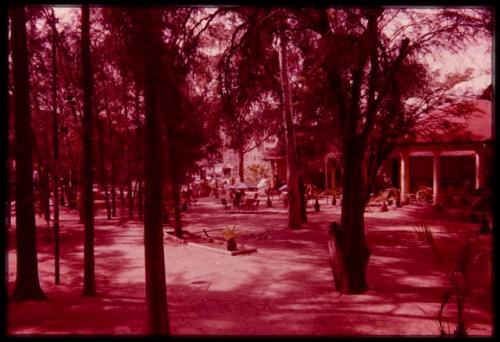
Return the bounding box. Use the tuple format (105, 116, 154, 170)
(7, 197, 492, 335)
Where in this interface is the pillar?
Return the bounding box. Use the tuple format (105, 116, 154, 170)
(475, 147, 485, 190)
(400, 151, 410, 200)
(433, 150, 441, 205)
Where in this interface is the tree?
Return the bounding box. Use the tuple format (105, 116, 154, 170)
(278, 15, 302, 229)
(297, 7, 492, 293)
(10, 5, 46, 300)
(128, 8, 170, 334)
(81, 5, 96, 296)
(218, 9, 282, 183)
(47, 8, 61, 284)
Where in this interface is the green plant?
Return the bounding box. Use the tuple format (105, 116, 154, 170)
(222, 225, 239, 241)
(414, 224, 481, 337)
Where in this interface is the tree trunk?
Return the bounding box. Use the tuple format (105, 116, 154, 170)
(173, 184, 182, 238)
(138, 179, 143, 221)
(330, 151, 371, 294)
(50, 11, 61, 285)
(97, 117, 111, 220)
(120, 186, 125, 217)
(6, 159, 12, 230)
(165, 120, 182, 237)
(128, 179, 133, 219)
(106, 110, 117, 218)
(81, 5, 96, 296)
(278, 18, 301, 229)
(10, 5, 46, 300)
(238, 146, 244, 183)
(78, 173, 84, 224)
(111, 151, 117, 217)
(132, 9, 169, 334)
(68, 168, 78, 209)
(299, 175, 307, 222)
(39, 165, 51, 224)
(49, 10, 61, 285)
(135, 83, 143, 221)
(171, 166, 182, 238)
(213, 163, 218, 199)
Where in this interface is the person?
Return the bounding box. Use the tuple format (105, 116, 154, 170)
(181, 201, 188, 212)
(186, 187, 193, 204)
(275, 175, 281, 190)
(233, 191, 241, 208)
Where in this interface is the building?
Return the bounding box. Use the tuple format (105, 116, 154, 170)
(387, 95, 493, 205)
(321, 88, 494, 205)
(219, 135, 279, 180)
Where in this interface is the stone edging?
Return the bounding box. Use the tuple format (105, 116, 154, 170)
(164, 231, 258, 256)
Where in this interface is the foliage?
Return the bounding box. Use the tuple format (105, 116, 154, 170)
(414, 224, 482, 337)
(217, 9, 283, 178)
(222, 225, 239, 241)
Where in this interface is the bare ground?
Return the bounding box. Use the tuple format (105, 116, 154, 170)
(6, 197, 492, 336)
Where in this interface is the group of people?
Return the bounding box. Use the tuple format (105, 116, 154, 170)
(227, 190, 259, 208)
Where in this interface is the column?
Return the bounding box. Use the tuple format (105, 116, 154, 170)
(400, 151, 410, 200)
(433, 150, 441, 205)
(475, 147, 485, 189)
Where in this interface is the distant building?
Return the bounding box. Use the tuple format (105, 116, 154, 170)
(386, 96, 493, 205)
(203, 133, 280, 182)
(264, 86, 494, 205)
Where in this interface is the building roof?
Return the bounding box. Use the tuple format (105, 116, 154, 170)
(407, 99, 493, 144)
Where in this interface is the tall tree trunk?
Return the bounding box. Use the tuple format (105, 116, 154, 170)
(298, 175, 307, 222)
(50, 10, 61, 285)
(138, 179, 143, 221)
(278, 17, 301, 229)
(78, 167, 84, 224)
(330, 150, 371, 294)
(328, 10, 380, 294)
(111, 147, 117, 217)
(39, 164, 51, 224)
(97, 117, 111, 219)
(297, 149, 307, 222)
(169, 153, 182, 238)
(106, 110, 117, 218)
(103, 182, 111, 219)
(69, 168, 78, 209)
(6, 159, 12, 230)
(31, 89, 50, 223)
(120, 186, 125, 217)
(132, 9, 169, 334)
(213, 163, 218, 199)
(81, 5, 96, 296)
(10, 5, 46, 300)
(128, 179, 134, 219)
(165, 112, 182, 237)
(134, 83, 143, 221)
(238, 146, 244, 183)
